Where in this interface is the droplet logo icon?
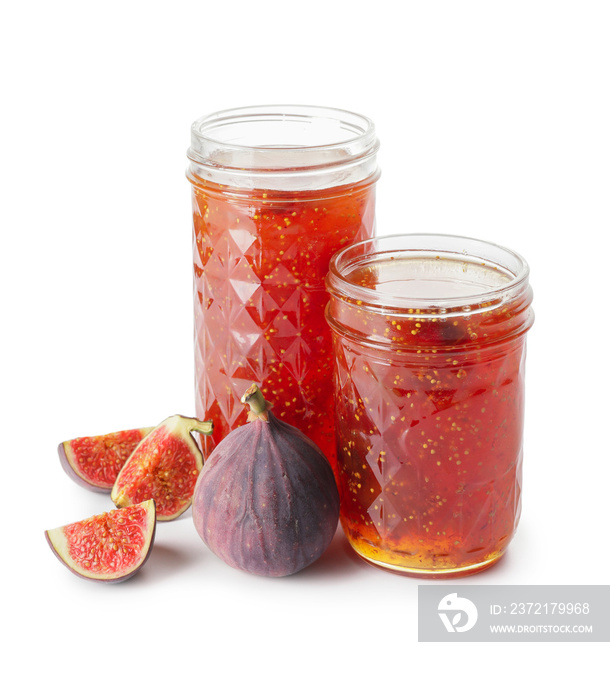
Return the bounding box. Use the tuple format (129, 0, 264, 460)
(438, 593, 478, 632)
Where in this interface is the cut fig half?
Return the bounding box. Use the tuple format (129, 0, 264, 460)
(45, 500, 156, 583)
(111, 415, 213, 521)
(59, 427, 153, 493)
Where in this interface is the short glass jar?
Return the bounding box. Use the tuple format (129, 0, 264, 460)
(326, 234, 534, 577)
(187, 106, 380, 463)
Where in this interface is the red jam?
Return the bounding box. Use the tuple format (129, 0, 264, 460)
(326, 237, 534, 576)
(191, 179, 377, 465)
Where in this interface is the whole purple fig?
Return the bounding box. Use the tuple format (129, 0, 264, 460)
(192, 384, 340, 577)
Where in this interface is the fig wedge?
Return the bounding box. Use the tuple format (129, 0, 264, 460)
(59, 427, 152, 493)
(45, 500, 156, 583)
(111, 415, 213, 521)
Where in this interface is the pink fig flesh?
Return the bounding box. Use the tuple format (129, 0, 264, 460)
(45, 500, 157, 583)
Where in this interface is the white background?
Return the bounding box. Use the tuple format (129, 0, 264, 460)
(2, 1, 608, 697)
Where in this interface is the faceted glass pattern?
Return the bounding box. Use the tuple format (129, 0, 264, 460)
(332, 333, 527, 575)
(192, 182, 377, 464)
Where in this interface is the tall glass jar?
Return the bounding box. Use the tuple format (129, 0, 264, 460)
(187, 106, 380, 464)
(326, 234, 534, 577)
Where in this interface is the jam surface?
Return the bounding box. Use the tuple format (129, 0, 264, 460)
(331, 256, 531, 575)
(192, 180, 376, 465)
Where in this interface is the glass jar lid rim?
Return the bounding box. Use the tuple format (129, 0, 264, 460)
(188, 104, 378, 165)
(327, 233, 531, 313)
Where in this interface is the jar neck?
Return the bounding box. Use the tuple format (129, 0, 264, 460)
(326, 233, 534, 352)
(187, 105, 380, 191)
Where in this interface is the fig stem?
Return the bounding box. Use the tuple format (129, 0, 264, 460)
(182, 417, 214, 435)
(241, 384, 270, 422)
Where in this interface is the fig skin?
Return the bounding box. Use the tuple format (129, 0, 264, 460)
(111, 415, 213, 521)
(45, 499, 157, 583)
(192, 385, 340, 577)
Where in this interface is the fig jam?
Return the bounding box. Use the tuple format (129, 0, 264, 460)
(326, 235, 534, 577)
(190, 181, 376, 465)
(187, 106, 379, 465)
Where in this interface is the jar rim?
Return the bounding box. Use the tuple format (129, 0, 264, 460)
(187, 104, 379, 171)
(327, 233, 531, 316)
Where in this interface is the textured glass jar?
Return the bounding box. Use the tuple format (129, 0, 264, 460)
(187, 106, 380, 463)
(326, 234, 534, 577)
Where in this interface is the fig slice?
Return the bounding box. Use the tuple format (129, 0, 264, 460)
(59, 427, 153, 493)
(45, 499, 156, 583)
(192, 384, 340, 577)
(111, 415, 213, 521)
